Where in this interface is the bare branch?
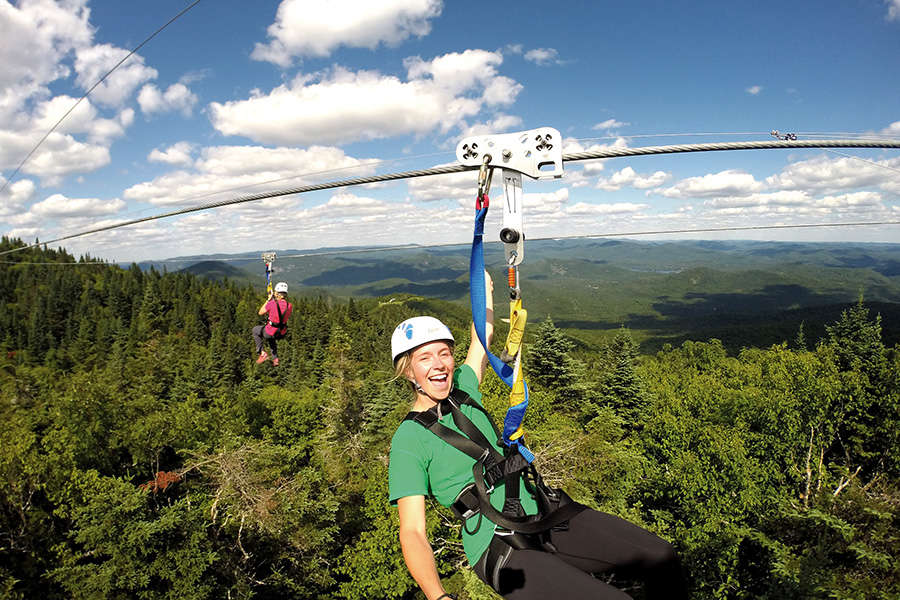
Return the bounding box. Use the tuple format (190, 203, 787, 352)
(833, 466, 862, 497)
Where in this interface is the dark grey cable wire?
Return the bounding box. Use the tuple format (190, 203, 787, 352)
(3, 138, 900, 257)
(6, 220, 900, 266)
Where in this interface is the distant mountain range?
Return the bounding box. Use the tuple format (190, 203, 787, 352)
(137, 239, 900, 352)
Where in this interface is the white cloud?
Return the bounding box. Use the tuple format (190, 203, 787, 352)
(251, 0, 442, 66)
(565, 201, 648, 216)
(73, 43, 157, 107)
(746, 85, 762, 95)
(210, 51, 521, 145)
(0, 177, 36, 217)
(526, 188, 569, 215)
(523, 48, 560, 66)
(30, 94, 97, 134)
(660, 169, 765, 198)
(888, 0, 900, 21)
(703, 190, 811, 211)
(596, 166, 670, 191)
(124, 144, 374, 206)
(592, 119, 629, 131)
(138, 83, 198, 116)
(766, 155, 900, 193)
(701, 191, 886, 218)
(148, 142, 195, 166)
(883, 120, 900, 134)
(0, 0, 92, 95)
(407, 165, 480, 203)
(460, 114, 523, 137)
(28, 193, 125, 218)
(13, 132, 110, 184)
(0, 1, 142, 182)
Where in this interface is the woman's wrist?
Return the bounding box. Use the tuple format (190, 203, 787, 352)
(435, 594, 456, 600)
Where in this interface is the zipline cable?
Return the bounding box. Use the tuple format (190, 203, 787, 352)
(4, 220, 900, 266)
(3, 138, 900, 258)
(820, 149, 900, 176)
(0, 0, 204, 196)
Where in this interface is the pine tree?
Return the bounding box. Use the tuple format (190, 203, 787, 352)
(597, 328, 650, 427)
(528, 317, 579, 392)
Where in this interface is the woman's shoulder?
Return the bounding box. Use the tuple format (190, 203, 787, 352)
(454, 364, 482, 402)
(391, 417, 428, 445)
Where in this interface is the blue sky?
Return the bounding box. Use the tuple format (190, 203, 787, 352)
(1, 0, 899, 262)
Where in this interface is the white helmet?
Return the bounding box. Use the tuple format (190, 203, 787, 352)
(391, 316, 454, 364)
(274, 282, 288, 293)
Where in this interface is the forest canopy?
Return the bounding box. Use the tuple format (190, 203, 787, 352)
(1, 237, 898, 599)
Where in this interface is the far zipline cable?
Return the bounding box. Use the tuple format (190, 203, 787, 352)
(3, 138, 900, 258)
(5, 220, 900, 266)
(0, 0, 203, 196)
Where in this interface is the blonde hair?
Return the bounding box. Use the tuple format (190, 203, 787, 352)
(391, 342, 455, 398)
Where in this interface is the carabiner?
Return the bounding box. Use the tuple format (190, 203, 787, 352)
(476, 154, 494, 209)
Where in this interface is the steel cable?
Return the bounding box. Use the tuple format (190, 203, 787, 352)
(3, 138, 900, 257)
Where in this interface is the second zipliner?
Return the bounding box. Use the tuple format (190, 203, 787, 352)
(252, 252, 293, 366)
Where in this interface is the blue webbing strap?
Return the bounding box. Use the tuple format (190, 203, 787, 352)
(470, 200, 535, 463)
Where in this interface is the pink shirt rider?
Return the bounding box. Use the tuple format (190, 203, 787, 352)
(263, 298, 292, 337)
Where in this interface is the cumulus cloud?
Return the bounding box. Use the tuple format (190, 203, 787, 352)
(148, 142, 195, 166)
(746, 85, 762, 95)
(526, 188, 570, 215)
(460, 114, 523, 137)
(210, 50, 522, 145)
(29, 193, 125, 217)
(592, 119, 629, 131)
(703, 190, 811, 211)
(888, 0, 900, 21)
(13, 132, 110, 184)
(0, 178, 36, 217)
(0, 1, 147, 182)
(138, 83, 198, 116)
(596, 166, 670, 191)
(883, 120, 900, 134)
(523, 47, 560, 66)
(252, 0, 442, 66)
(766, 155, 900, 193)
(702, 191, 886, 218)
(0, 0, 92, 96)
(124, 144, 374, 206)
(407, 166, 482, 203)
(73, 43, 157, 107)
(565, 201, 648, 216)
(660, 169, 765, 198)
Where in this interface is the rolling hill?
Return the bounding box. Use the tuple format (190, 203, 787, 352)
(139, 239, 900, 353)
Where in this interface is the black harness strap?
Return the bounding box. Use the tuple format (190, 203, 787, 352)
(268, 299, 288, 338)
(403, 389, 585, 536)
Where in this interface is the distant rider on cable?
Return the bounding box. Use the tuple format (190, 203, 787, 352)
(253, 281, 292, 366)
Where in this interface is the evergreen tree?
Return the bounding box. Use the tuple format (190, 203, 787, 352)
(528, 317, 579, 392)
(596, 328, 650, 427)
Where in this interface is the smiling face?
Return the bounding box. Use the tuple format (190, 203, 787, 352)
(407, 340, 455, 401)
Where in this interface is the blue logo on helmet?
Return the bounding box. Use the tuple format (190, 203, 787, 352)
(402, 322, 414, 339)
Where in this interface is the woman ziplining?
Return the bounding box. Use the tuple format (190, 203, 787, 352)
(252, 281, 292, 366)
(387, 140, 689, 599)
(387, 310, 688, 599)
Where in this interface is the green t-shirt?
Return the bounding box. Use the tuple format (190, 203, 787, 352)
(388, 364, 539, 565)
